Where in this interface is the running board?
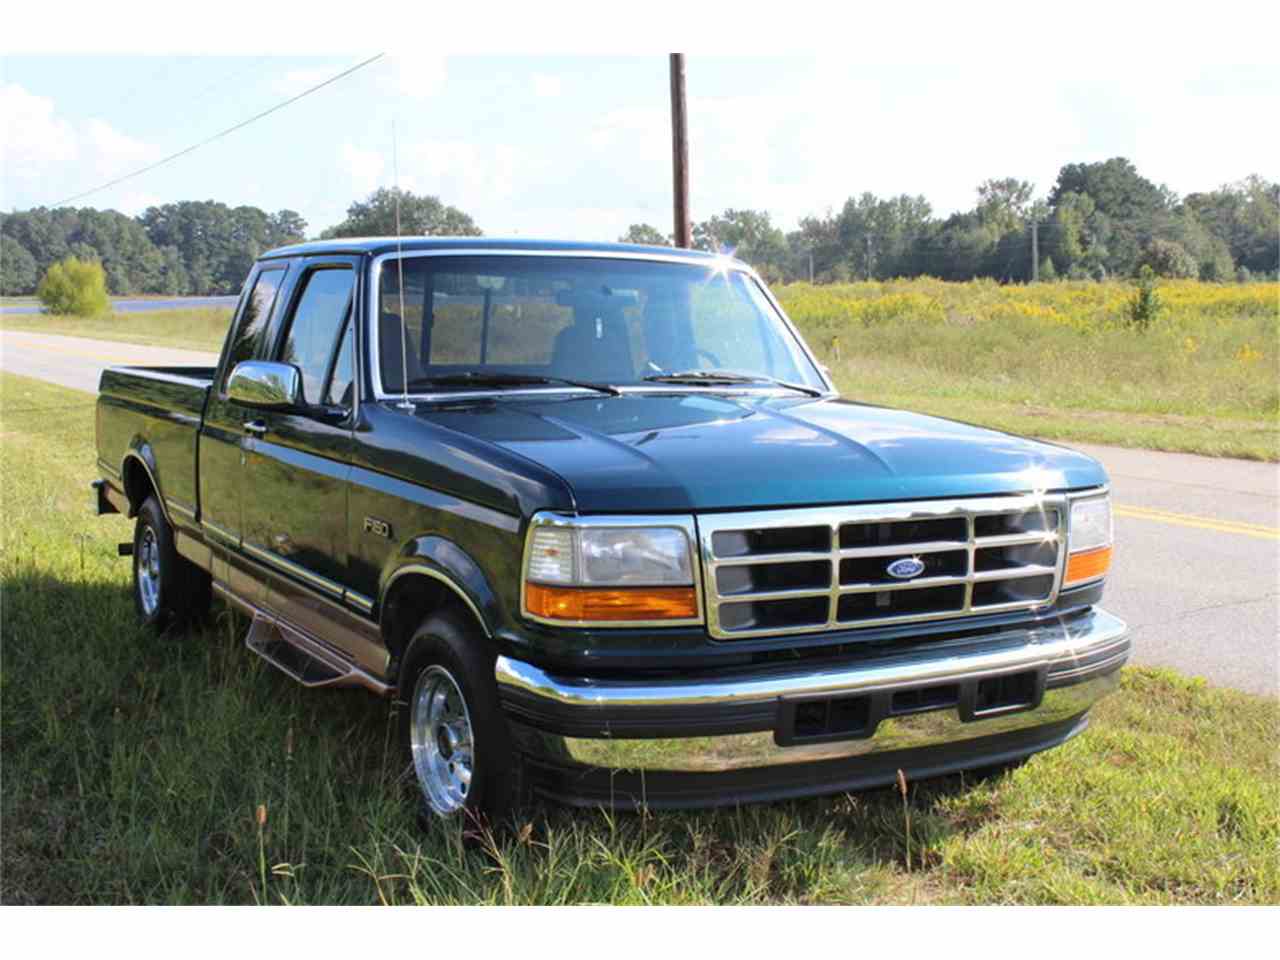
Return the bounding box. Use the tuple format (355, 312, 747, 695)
(244, 614, 393, 695)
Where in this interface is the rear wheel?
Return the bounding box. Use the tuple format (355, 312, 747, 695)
(132, 495, 210, 630)
(398, 608, 522, 827)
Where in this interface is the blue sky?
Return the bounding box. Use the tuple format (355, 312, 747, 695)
(3, 54, 1277, 241)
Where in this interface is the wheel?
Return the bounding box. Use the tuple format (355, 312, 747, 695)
(132, 495, 210, 630)
(398, 607, 521, 827)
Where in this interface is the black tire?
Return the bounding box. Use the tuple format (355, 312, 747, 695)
(398, 607, 522, 829)
(131, 495, 210, 630)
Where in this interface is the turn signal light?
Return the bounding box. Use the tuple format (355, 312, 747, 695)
(525, 583, 698, 622)
(1065, 546, 1112, 585)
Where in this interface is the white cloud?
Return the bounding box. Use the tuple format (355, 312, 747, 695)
(272, 67, 334, 98)
(377, 55, 447, 100)
(531, 73, 563, 98)
(339, 142, 386, 197)
(1, 83, 159, 207)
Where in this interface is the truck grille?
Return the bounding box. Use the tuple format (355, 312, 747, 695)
(699, 495, 1066, 641)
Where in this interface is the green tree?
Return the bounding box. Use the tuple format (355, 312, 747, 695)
(692, 209, 789, 282)
(1049, 158, 1171, 276)
(1136, 238, 1198, 279)
(1039, 256, 1058, 282)
(1, 235, 39, 294)
(37, 257, 110, 316)
(618, 224, 671, 246)
(321, 188, 482, 239)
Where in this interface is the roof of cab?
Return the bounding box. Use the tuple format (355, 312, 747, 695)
(259, 236, 733, 263)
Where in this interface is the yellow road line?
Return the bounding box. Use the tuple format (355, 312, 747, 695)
(1116, 504, 1279, 540)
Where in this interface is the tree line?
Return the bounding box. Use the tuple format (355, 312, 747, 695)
(0, 189, 481, 298)
(623, 159, 1279, 285)
(2, 159, 1275, 297)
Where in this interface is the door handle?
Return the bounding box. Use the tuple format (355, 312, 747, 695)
(243, 420, 267, 436)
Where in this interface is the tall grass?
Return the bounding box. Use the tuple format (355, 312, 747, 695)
(2, 371, 1277, 904)
(777, 279, 1280, 459)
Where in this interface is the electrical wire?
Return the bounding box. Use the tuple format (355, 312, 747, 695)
(43, 53, 385, 209)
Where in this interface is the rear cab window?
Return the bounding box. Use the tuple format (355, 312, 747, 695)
(276, 266, 356, 407)
(222, 265, 287, 393)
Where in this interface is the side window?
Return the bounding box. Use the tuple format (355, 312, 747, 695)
(278, 268, 355, 406)
(324, 319, 355, 408)
(223, 267, 285, 391)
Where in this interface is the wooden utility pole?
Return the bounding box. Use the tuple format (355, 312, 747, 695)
(669, 54, 691, 249)
(1031, 219, 1040, 282)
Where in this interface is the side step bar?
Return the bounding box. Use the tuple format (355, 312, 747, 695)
(214, 582, 392, 696)
(246, 617, 352, 687)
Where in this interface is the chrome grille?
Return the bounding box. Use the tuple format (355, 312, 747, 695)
(699, 495, 1067, 641)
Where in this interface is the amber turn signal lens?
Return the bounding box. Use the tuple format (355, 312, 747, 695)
(1065, 546, 1112, 585)
(526, 583, 698, 622)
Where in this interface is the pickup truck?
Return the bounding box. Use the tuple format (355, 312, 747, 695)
(92, 237, 1128, 821)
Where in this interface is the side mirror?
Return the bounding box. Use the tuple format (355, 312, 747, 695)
(227, 361, 302, 409)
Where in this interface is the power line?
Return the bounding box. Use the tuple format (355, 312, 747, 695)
(43, 53, 385, 209)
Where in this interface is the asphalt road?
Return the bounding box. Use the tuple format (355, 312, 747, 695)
(0, 296, 238, 316)
(2, 331, 1276, 697)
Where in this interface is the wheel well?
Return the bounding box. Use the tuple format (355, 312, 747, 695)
(381, 571, 489, 670)
(121, 456, 156, 518)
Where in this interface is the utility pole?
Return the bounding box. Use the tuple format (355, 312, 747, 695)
(669, 54, 691, 249)
(865, 235, 874, 280)
(808, 250, 814, 284)
(1031, 219, 1040, 283)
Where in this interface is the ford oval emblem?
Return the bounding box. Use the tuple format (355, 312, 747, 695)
(886, 557, 926, 580)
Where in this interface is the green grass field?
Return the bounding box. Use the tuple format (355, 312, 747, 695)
(2, 371, 1276, 905)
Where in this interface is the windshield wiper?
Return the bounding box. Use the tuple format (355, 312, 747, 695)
(642, 369, 823, 398)
(405, 371, 621, 397)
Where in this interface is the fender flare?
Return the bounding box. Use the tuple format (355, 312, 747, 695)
(378, 536, 502, 647)
(120, 441, 170, 524)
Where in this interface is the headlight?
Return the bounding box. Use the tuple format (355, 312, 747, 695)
(1065, 493, 1113, 586)
(523, 514, 700, 625)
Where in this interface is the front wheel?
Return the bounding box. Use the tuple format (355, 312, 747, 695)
(399, 608, 522, 826)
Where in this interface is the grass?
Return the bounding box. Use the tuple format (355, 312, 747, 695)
(0, 307, 228, 352)
(2, 370, 1277, 904)
(778, 278, 1280, 461)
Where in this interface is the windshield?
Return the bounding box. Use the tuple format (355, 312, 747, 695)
(375, 255, 825, 394)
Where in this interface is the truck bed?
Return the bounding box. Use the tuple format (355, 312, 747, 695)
(96, 365, 216, 523)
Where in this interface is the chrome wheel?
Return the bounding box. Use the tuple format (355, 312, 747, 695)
(410, 665, 474, 816)
(137, 525, 161, 616)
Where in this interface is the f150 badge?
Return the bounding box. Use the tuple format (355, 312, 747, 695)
(886, 557, 925, 579)
(364, 516, 392, 539)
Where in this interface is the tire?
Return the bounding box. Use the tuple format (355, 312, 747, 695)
(398, 607, 522, 828)
(132, 495, 210, 631)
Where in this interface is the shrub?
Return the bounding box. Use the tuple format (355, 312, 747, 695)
(1137, 239, 1198, 280)
(1125, 265, 1162, 332)
(36, 257, 111, 316)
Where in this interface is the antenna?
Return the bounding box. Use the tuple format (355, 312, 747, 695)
(393, 119, 413, 411)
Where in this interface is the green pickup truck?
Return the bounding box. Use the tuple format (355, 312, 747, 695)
(92, 237, 1127, 822)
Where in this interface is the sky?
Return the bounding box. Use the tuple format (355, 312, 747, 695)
(3, 54, 1277, 241)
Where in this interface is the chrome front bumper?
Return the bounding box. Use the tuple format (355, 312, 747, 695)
(496, 608, 1129, 808)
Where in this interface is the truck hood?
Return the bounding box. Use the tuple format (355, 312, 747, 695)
(416, 393, 1108, 513)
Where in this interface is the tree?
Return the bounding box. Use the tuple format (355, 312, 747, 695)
(321, 188, 482, 239)
(618, 224, 670, 246)
(37, 257, 110, 316)
(1136, 238, 1198, 279)
(1048, 158, 1172, 276)
(1, 235, 38, 294)
(692, 209, 789, 282)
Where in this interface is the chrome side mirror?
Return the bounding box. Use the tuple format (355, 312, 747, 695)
(227, 361, 302, 409)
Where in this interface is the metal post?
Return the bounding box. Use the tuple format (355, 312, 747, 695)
(670, 54, 691, 249)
